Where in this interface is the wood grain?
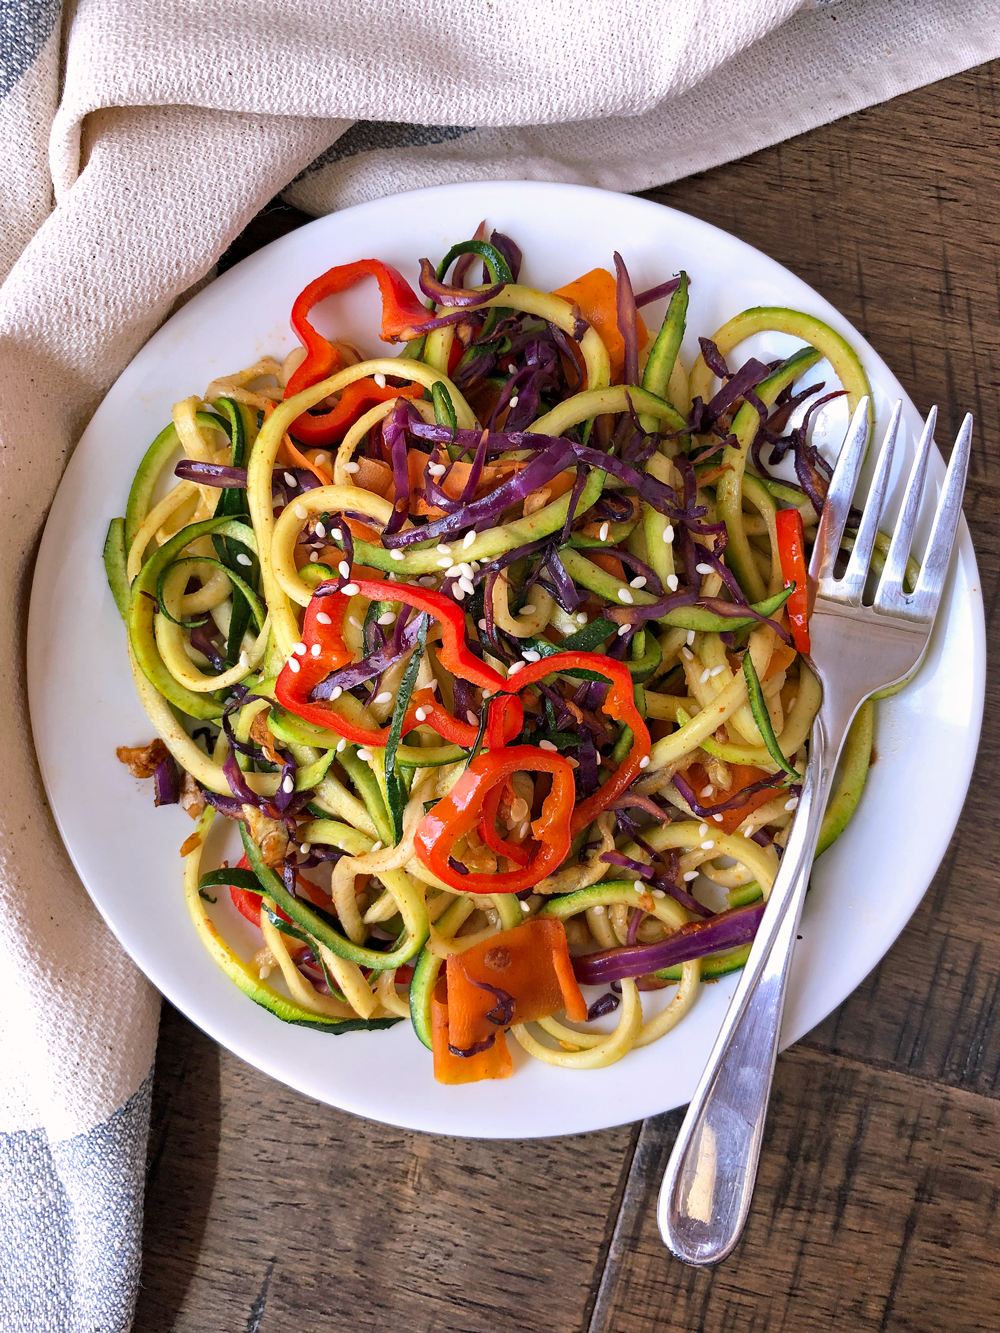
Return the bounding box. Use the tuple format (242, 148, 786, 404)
(136, 1005, 637, 1332)
(588, 1048, 1000, 1333)
(137, 58, 1000, 1333)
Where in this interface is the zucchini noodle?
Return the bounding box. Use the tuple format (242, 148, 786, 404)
(106, 229, 891, 1086)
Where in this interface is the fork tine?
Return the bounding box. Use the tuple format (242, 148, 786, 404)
(808, 396, 871, 583)
(837, 400, 903, 604)
(872, 406, 936, 609)
(896, 413, 973, 621)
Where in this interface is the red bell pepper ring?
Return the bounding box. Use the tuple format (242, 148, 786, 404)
(494, 653, 650, 836)
(414, 747, 575, 894)
(287, 378, 424, 448)
(284, 259, 433, 402)
(775, 507, 811, 654)
(274, 578, 523, 748)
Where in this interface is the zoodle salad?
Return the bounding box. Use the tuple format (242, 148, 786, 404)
(105, 227, 884, 1083)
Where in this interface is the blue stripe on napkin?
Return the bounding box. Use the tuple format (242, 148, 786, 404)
(0, 1074, 152, 1333)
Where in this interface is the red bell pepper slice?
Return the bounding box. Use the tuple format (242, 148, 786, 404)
(284, 259, 432, 402)
(414, 747, 576, 894)
(775, 507, 811, 654)
(288, 378, 424, 448)
(493, 653, 650, 836)
(274, 579, 523, 748)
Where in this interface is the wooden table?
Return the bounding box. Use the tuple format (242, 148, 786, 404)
(135, 61, 1000, 1333)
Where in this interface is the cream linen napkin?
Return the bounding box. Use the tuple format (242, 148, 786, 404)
(2, 1, 997, 1329)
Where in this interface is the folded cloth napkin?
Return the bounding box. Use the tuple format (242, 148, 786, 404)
(1, 1, 997, 1328)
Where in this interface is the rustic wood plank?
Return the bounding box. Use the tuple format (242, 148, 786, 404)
(135, 1004, 638, 1332)
(590, 1046, 1000, 1333)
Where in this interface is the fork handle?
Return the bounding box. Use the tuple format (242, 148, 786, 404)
(657, 707, 849, 1265)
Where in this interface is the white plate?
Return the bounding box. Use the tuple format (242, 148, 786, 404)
(28, 181, 985, 1139)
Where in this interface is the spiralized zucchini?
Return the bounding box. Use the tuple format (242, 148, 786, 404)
(107, 230, 885, 1082)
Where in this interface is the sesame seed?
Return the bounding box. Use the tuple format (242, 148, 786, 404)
(236, 553, 252, 567)
(315, 521, 326, 539)
(299, 843, 311, 855)
(713, 814, 724, 822)
(463, 532, 476, 549)
(329, 686, 342, 700)
(507, 661, 526, 675)
(698, 823, 708, 836)
(311, 643, 321, 657)
(343, 461, 360, 474)
(390, 549, 405, 561)
(338, 560, 351, 577)
(617, 624, 630, 637)
(287, 657, 301, 673)
(700, 786, 714, 798)
(470, 561, 481, 572)
(330, 528, 343, 540)
(415, 707, 429, 722)
(639, 756, 650, 769)
(282, 775, 294, 793)
(507, 362, 517, 374)
(284, 471, 297, 487)
(357, 748, 374, 762)
(378, 611, 396, 625)
(336, 738, 347, 752)
(681, 646, 694, 660)
(455, 562, 474, 578)
(785, 797, 799, 811)
(482, 689, 491, 699)
(699, 668, 710, 683)
(576, 612, 588, 624)
(520, 604, 536, 615)
(666, 574, 679, 592)
(373, 372, 387, 388)
(683, 870, 698, 882)
(696, 563, 714, 575)
(701, 840, 715, 850)
(370, 840, 383, 852)
(509, 396, 520, 409)
(520, 900, 530, 912)
(293, 642, 307, 655)
(309, 551, 319, 562)
(743, 826, 753, 837)
(239, 651, 249, 668)
(592, 904, 606, 916)
(651, 889, 666, 898)
(453, 587, 465, 601)
(618, 588, 634, 604)
(599, 522, 610, 541)
(663, 524, 674, 543)
(710, 665, 725, 677)
(466, 710, 478, 725)
(686, 630, 696, 645)
(459, 577, 475, 595)
(428, 462, 446, 477)
(630, 576, 647, 589)
(522, 650, 541, 662)
(294, 504, 308, 519)
(342, 583, 360, 596)
(478, 619, 488, 631)
(437, 557, 453, 569)
(373, 692, 393, 705)
(315, 454, 327, 466)
(538, 739, 558, 752)
(437, 544, 452, 555)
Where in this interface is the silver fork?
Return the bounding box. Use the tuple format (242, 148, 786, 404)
(657, 397, 974, 1266)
